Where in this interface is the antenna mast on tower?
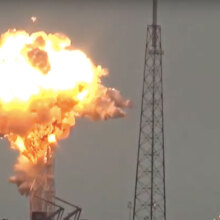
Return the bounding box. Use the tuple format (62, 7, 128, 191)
(133, 0, 166, 220)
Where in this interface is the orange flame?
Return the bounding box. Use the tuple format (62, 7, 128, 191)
(0, 29, 130, 195)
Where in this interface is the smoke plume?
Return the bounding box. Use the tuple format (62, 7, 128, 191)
(0, 29, 130, 195)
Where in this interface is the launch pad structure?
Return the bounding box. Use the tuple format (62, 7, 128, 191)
(30, 146, 55, 218)
(0, 0, 167, 219)
(29, 146, 83, 220)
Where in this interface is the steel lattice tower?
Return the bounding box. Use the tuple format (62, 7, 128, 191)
(133, 0, 166, 220)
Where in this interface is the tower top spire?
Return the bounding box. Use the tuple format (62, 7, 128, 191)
(153, 0, 157, 25)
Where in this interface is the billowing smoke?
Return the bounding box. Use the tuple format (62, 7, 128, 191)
(0, 29, 130, 195)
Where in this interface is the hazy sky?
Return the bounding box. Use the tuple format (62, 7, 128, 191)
(0, 0, 220, 219)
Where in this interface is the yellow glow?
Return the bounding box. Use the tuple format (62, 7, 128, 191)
(15, 136, 25, 152)
(48, 134, 56, 143)
(0, 30, 100, 105)
(77, 90, 88, 101)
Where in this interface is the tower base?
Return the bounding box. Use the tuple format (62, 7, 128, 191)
(31, 211, 46, 220)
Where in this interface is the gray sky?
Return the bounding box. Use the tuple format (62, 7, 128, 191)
(0, 0, 220, 219)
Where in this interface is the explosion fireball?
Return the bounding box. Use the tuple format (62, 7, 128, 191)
(0, 29, 130, 195)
